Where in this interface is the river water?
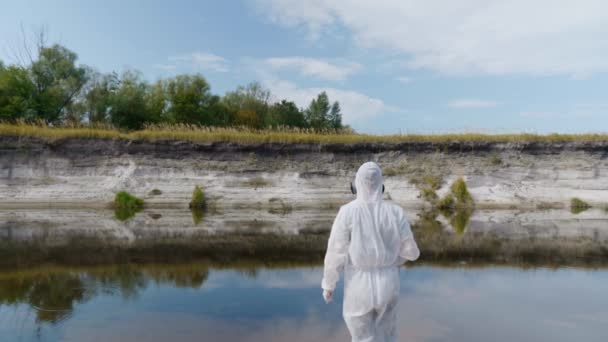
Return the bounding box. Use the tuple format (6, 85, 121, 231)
(1, 208, 608, 341)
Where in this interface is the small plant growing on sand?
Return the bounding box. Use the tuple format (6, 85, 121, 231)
(189, 185, 206, 209)
(450, 177, 474, 206)
(570, 197, 591, 214)
(242, 177, 271, 189)
(411, 174, 443, 205)
(149, 189, 162, 196)
(435, 178, 475, 233)
(489, 153, 502, 165)
(437, 194, 455, 211)
(114, 191, 144, 221)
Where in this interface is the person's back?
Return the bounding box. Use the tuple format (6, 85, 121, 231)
(322, 162, 420, 342)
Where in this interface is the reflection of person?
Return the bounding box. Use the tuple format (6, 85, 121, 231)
(322, 162, 420, 342)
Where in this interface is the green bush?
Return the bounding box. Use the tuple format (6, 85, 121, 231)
(437, 194, 455, 210)
(570, 197, 591, 214)
(149, 189, 162, 196)
(450, 177, 474, 205)
(114, 191, 144, 221)
(189, 185, 206, 209)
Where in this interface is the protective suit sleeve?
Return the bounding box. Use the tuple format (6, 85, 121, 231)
(398, 215, 420, 263)
(321, 207, 350, 291)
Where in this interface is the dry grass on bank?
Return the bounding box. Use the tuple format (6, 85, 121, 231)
(1, 122, 608, 145)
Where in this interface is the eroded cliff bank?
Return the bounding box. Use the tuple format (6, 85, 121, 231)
(1, 136, 608, 209)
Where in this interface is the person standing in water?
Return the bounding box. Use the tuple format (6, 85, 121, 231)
(322, 161, 420, 342)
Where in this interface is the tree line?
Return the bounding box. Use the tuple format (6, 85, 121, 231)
(0, 43, 344, 130)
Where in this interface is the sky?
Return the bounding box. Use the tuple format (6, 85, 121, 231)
(1, 0, 608, 134)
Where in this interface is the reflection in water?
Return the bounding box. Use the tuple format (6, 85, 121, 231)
(413, 207, 473, 235)
(2, 208, 608, 341)
(2, 208, 608, 269)
(0, 264, 209, 326)
(1, 264, 608, 341)
(114, 206, 142, 221)
(191, 208, 205, 225)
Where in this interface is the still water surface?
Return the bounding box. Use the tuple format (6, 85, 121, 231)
(2, 208, 608, 341)
(1, 264, 607, 341)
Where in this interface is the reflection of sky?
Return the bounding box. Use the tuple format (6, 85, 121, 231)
(2, 266, 608, 341)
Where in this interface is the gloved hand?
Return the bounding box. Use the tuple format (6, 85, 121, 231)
(322, 289, 334, 304)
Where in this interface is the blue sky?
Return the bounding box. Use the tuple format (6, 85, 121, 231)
(1, 0, 607, 134)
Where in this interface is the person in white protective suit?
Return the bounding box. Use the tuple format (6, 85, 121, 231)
(321, 161, 420, 342)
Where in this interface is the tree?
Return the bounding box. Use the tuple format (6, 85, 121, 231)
(165, 74, 214, 125)
(0, 65, 36, 121)
(222, 82, 270, 128)
(29, 44, 88, 122)
(269, 100, 307, 128)
(305, 91, 330, 129)
(108, 71, 151, 130)
(146, 79, 167, 123)
(80, 71, 119, 123)
(328, 101, 342, 129)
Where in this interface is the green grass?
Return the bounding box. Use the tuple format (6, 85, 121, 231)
(241, 177, 272, 189)
(451, 177, 474, 205)
(411, 174, 444, 205)
(114, 191, 144, 221)
(437, 194, 456, 210)
(571, 197, 591, 214)
(189, 185, 206, 209)
(2, 122, 608, 145)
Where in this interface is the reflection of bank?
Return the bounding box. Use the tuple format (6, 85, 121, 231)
(0, 263, 210, 325)
(1, 208, 608, 268)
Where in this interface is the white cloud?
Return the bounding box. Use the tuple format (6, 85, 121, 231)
(253, 0, 608, 76)
(519, 111, 560, 118)
(262, 76, 391, 125)
(159, 52, 229, 72)
(448, 99, 499, 108)
(396, 76, 413, 84)
(265, 57, 361, 81)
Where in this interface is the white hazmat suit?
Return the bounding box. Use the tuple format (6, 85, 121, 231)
(322, 162, 420, 342)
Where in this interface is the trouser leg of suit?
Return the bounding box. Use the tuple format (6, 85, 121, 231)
(343, 298, 398, 342)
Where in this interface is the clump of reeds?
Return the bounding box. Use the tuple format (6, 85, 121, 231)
(570, 197, 591, 214)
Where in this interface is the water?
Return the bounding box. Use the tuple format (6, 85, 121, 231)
(1, 264, 608, 341)
(1, 208, 608, 341)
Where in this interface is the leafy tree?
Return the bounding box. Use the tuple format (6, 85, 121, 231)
(81, 71, 120, 123)
(165, 74, 219, 125)
(108, 71, 152, 130)
(0, 65, 36, 121)
(269, 100, 307, 128)
(304, 92, 343, 130)
(222, 82, 270, 128)
(146, 79, 167, 123)
(328, 101, 342, 129)
(207, 95, 235, 126)
(29, 44, 88, 122)
(305, 91, 330, 129)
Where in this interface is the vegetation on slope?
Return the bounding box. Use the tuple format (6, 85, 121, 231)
(2, 122, 608, 145)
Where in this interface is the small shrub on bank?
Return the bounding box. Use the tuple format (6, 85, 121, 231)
(570, 197, 591, 214)
(489, 153, 502, 165)
(149, 189, 162, 196)
(114, 191, 144, 221)
(412, 173, 443, 205)
(437, 194, 455, 211)
(189, 185, 206, 209)
(450, 177, 474, 206)
(242, 177, 271, 189)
